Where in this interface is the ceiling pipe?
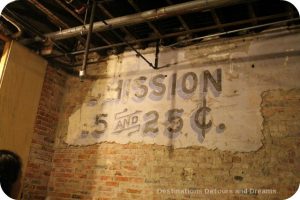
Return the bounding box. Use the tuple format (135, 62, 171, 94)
(46, 0, 248, 41)
(54, 0, 112, 45)
(48, 12, 295, 58)
(168, 18, 300, 47)
(80, 0, 96, 80)
(1, 14, 22, 39)
(2, 8, 73, 58)
(154, 40, 160, 69)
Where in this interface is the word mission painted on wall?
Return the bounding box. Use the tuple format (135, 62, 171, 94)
(66, 65, 263, 152)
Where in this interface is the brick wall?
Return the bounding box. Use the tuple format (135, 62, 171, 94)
(44, 74, 300, 200)
(22, 35, 300, 200)
(22, 66, 66, 199)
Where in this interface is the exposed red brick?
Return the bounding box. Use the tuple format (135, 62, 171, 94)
(22, 66, 66, 199)
(115, 176, 129, 182)
(126, 188, 142, 194)
(106, 181, 119, 187)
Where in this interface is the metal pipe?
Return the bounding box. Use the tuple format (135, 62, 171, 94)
(80, 0, 96, 80)
(154, 40, 160, 69)
(28, 0, 94, 49)
(97, 3, 137, 40)
(49, 14, 297, 58)
(165, 0, 190, 31)
(1, 14, 22, 39)
(98, 17, 156, 68)
(107, 25, 157, 68)
(45, 0, 247, 41)
(128, 0, 162, 38)
(168, 18, 300, 47)
(2, 9, 44, 40)
(54, 0, 112, 45)
(94, 7, 157, 69)
(2, 8, 72, 59)
(71, 23, 300, 67)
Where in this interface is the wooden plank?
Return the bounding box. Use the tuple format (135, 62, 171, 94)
(0, 41, 12, 85)
(0, 41, 47, 196)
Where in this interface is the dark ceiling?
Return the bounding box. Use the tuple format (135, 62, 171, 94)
(0, 0, 299, 70)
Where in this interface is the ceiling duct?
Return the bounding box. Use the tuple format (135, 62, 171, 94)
(46, 0, 248, 41)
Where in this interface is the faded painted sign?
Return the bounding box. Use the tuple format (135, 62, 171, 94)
(79, 69, 221, 139)
(66, 64, 263, 152)
(65, 30, 300, 152)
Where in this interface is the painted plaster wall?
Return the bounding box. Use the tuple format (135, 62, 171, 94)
(33, 28, 300, 200)
(64, 28, 300, 153)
